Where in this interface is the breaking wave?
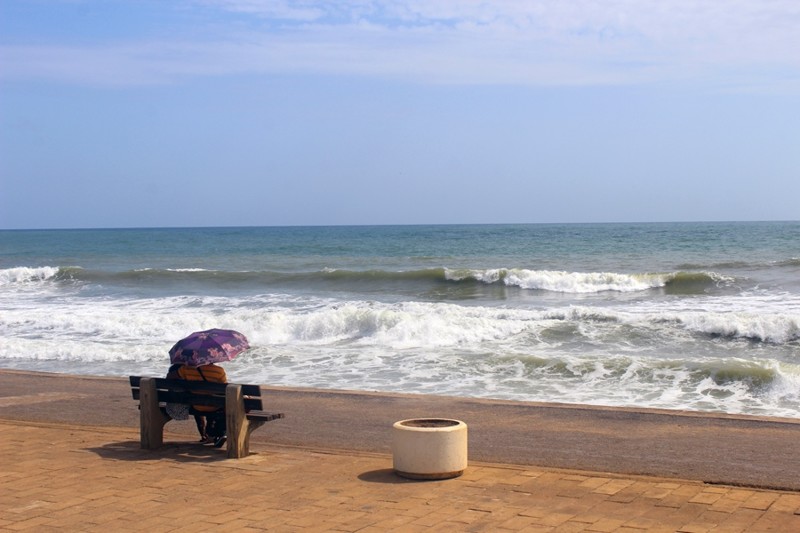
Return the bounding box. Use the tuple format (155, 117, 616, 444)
(444, 268, 732, 294)
(675, 311, 800, 344)
(0, 266, 62, 286)
(2, 265, 732, 295)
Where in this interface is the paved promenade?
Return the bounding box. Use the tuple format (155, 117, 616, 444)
(2, 421, 799, 532)
(1, 370, 799, 531)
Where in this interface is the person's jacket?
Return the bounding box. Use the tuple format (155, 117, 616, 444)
(178, 364, 227, 412)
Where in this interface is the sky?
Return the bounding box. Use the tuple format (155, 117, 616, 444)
(1, 0, 799, 229)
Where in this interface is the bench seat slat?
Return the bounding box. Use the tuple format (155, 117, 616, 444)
(246, 412, 285, 422)
(131, 390, 264, 411)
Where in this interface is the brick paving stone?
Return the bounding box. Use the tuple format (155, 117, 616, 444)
(517, 507, 548, 519)
(625, 507, 684, 529)
(534, 472, 570, 484)
(710, 495, 750, 514)
(498, 473, 542, 487)
(481, 506, 528, 525)
(741, 491, 779, 511)
(621, 516, 673, 531)
(593, 479, 635, 496)
(562, 511, 603, 525)
(706, 523, 749, 533)
(689, 490, 726, 505)
(579, 477, 613, 490)
(771, 493, 800, 513)
(750, 511, 800, 531)
(516, 526, 555, 533)
(371, 513, 422, 530)
(695, 509, 733, 524)
(620, 517, 659, 531)
(676, 523, 715, 533)
(440, 510, 486, 526)
(606, 481, 652, 502)
(653, 494, 687, 509)
(553, 520, 586, 533)
(4, 516, 55, 531)
(561, 474, 590, 482)
(590, 499, 652, 522)
(641, 486, 675, 500)
(410, 508, 466, 528)
(529, 511, 575, 527)
(498, 514, 541, 530)
(2, 421, 800, 532)
(673, 485, 705, 498)
(727, 488, 758, 502)
(585, 517, 627, 532)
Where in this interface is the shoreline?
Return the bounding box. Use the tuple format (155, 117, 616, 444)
(3, 367, 796, 425)
(2, 368, 799, 491)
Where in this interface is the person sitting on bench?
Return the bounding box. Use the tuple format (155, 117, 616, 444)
(166, 363, 209, 442)
(177, 363, 228, 447)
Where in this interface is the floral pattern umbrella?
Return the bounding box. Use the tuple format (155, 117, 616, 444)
(169, 328, 250, 367)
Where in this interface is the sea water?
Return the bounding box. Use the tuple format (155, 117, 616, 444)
(1, 222, 799, 418)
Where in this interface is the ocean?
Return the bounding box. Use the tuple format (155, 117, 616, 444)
(1, 222, 799, 418)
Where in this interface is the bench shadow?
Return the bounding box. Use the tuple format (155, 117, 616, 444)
(87, 439, 230, 464)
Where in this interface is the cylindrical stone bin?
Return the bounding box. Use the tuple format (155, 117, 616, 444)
(392, 418, 468, 480)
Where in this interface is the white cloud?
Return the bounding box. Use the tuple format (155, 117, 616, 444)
(2, 0, 799, 90)
(199, 0, 329, 21)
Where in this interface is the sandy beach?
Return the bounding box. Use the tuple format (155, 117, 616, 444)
(2, 369, 800, 531)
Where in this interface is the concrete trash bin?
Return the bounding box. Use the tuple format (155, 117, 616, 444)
(392, 418, 468, 480)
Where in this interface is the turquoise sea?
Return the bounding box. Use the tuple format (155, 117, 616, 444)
(1, 222, 799, 417)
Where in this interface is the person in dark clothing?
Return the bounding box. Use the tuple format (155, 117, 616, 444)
(166, 363, 209, 442)
(176, 363, 228, 447)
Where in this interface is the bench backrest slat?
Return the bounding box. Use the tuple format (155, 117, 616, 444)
(129, 376, 264, 411)
(129, 376, 261, 395)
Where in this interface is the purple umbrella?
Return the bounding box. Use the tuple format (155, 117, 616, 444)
(169, 328, 250, 367)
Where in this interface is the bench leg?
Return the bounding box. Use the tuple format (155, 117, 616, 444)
(225, 384, 267, 459)
(140, 377, 169, 449)
(226, 384, 247, 458)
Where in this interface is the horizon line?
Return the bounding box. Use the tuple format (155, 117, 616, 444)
(2, 219, 798, 232)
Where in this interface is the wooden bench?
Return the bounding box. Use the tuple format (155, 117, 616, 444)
(129, 376, 284, 459)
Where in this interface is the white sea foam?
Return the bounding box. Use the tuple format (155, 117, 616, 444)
(232, 301, 538, 350)
(504, 269, 666, 292)
(1, 289, 798, 417)
(0, 266, 60, 286)
(675, 311, 800, 344)
(445, 268, 671, 293)
(633, 293, 800, 344)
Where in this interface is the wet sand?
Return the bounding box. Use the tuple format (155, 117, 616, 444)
(1, 369, 798, 491)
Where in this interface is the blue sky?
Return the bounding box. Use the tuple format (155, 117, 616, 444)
(1, 0, 799, 229)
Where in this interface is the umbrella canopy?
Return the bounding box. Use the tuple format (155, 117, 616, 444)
(169, 328, 250, 367)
